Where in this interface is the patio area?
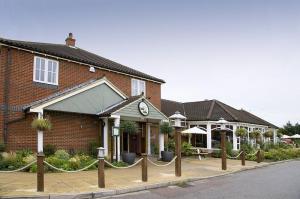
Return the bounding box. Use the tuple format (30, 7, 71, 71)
(0, 157, 268, 197)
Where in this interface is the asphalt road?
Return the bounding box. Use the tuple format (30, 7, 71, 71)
(102, 160, 300, 199)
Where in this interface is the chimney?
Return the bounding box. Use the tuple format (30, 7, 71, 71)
(65, 33, 76, 47)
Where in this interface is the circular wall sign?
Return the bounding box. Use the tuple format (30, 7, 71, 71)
(138, 101, 149, 116)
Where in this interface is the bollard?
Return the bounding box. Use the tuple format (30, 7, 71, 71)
(141, 153, 148, 182)
(221, 131, 227, 170)
(98, 158, 105, 188)
(37, 153, 45, 192)
(256, 149, 262, 163)
(241, 150, 245, 166)
(175, 128, 182, 177)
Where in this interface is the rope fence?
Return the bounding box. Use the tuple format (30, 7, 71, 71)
(226, 151, 243, 159)
(43, 160, 98, 173)
(104, 159, 143, 169)
(0, 160, 37, 173)
(245, 151, 259, 156)
(147, 156, 177, 167)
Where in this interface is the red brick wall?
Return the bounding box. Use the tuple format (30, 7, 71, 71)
(0, 46, 162, 149)
(5, 47, 161, 108)
(7, 111, 101, 152)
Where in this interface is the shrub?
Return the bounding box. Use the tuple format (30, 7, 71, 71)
(44, 144, 56, 156)
(88, 141, 99, 158)
(54, 150, 70, 160)
(165, 139, 175, 152)
(31, 117, 52, 131)
(160, 122, 173, 135)
(16, 149, 33, 158)
(181, 142, 193, 156)
(111, 161, 128, 167)
(226, 141, 233, 156)
(264, 148, 300, 161)
(0, 152, 24, 170)
(0, 143, 5, 152)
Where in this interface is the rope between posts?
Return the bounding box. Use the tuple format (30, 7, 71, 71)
(43, 160, 98, 173)
(0, 160, 37, 173)
(104, 158, 143, 169)
(147, 156, 177, 167)
(226, 151, 243, 159)
(246, 151, 259, 156)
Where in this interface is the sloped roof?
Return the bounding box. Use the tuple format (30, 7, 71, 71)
(0, 37, 165, 83)
(98, 95, 141, 116)
(161, 99, 277, 128)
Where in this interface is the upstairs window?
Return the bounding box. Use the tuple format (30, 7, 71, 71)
(34, 56, 59, 85)
(131, 78, 146, 96)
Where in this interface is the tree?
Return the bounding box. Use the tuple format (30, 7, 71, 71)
(281, 121, 300, 136)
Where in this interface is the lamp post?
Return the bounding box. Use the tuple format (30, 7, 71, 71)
(97, 147, 105, 188)
(216, 117, 228, 170)
(169, 111, 186, 177)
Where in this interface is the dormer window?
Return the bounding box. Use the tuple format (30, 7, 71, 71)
(33, 56, 59, 85)
(131, 78, 146, 96)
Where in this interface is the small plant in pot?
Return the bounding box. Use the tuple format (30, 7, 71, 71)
(120, 121, 137, 165)
(31, 117, 52, 131)
(160, 122, 174, 162)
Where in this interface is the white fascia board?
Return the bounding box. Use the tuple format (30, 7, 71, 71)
(29, 78, 126, 113)
(187, 120, 268, 128)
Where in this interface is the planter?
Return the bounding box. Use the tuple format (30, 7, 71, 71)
(122, 152, 136, 165)
(161, 151, 174, 162)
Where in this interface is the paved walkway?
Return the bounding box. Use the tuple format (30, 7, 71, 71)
(0, 158, 267, 197)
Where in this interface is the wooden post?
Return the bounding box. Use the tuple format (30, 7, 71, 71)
(98, 158, 105, 188)
(241, 150, 245, 166)
(37, 153, 44, 192)
(256, 149, 261, 163)
(221, 131, 227, 170)
(141, 153, 148, 182)
(175, 128, 181, 177)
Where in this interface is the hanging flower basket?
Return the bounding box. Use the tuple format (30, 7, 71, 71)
(31, 117, 52, 131)
(235, 128, 247, 138)
(249, 130, 260, 139)
(264, 130, 273, 138)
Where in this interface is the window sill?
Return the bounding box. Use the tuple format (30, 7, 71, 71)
(33, 81, 59, 89)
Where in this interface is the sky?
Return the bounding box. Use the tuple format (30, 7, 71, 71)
(0, 0, 299, 127)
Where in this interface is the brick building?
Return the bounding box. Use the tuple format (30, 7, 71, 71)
(0, 33, 168, 161)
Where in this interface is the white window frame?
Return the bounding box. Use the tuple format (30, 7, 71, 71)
(33, 56, 59, 85)
(131, 78, 146, 96)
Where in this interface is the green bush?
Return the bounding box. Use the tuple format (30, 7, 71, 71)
(16, 149, 33, 158)
(88, 141, 99, 158)
(165, 139, 175, 152)
(0, 152, 24, 170)
(264, 148, 300, 161)
(211, 150, 221, 158)
(111, 161, 128, 167)
(226, 141, 233, 156)
(54, 150, 70, 160)
(44, 144, 56, 156)
(0, 143, 5, 152)
(181, 142, 193, 156)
